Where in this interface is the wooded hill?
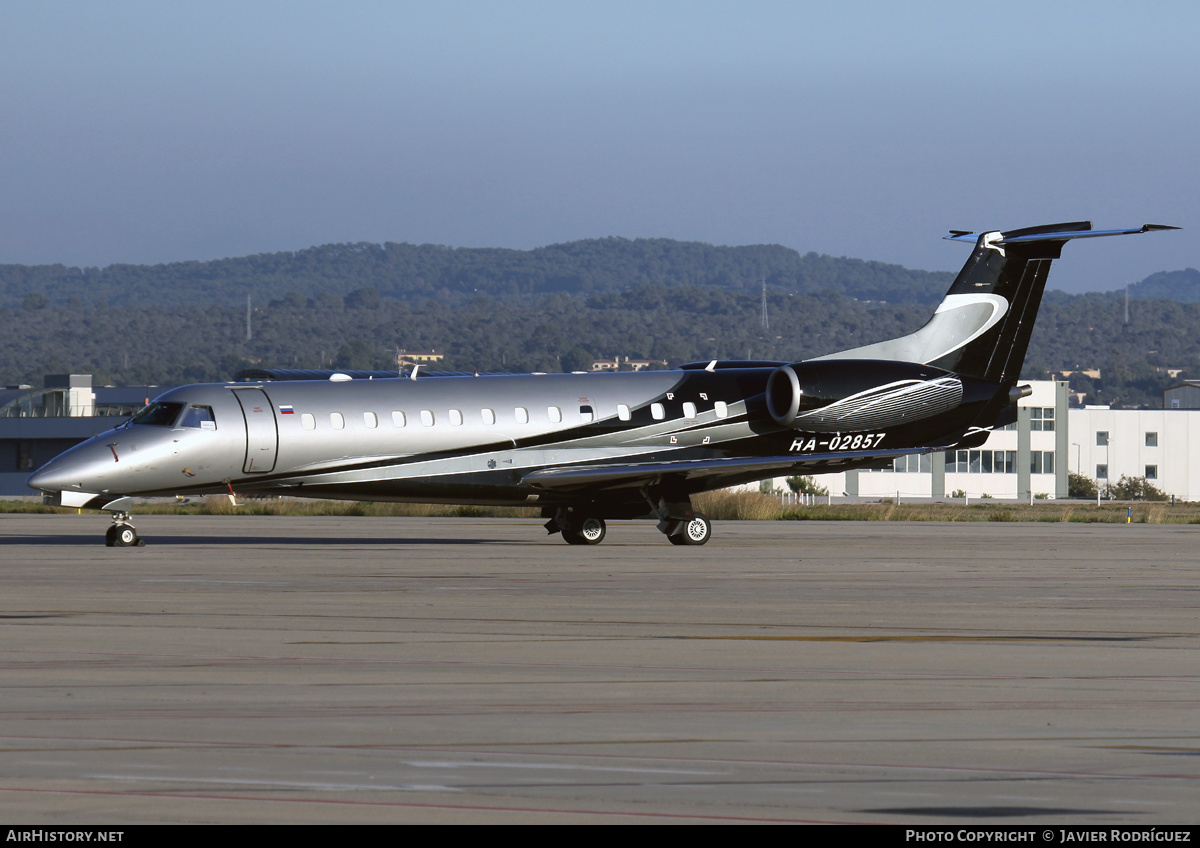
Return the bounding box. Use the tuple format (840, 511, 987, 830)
(0, 238, 1195, 409)
(0, 238, 953, 310)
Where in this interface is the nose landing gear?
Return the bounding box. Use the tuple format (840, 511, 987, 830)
(105, 513, 144, 547)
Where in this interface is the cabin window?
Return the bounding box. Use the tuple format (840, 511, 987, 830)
(420, 410, 435, 427)
(515, 407, 529, 424)
(651, 402, 665, 420)
(617, 403, 631, 421)
(392, 411, 406, 428)
(364, 411, 378, 429)
(330, 412, 345, 430)
(449, 409, 463, 426)
(682, 402, 696, 419)
(482, 408, 496, 425)
(301, 413, 316, 431)
(714, 401, 728, 419)
(547, 406, 562, 423)
(181, 405, 217, 430)
(579, 404, 594, 423)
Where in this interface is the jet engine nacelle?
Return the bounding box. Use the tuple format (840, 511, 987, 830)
(765, 359, 965, 432)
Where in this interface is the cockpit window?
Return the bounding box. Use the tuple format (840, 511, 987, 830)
(180, 405, 217, 430)
(129, 401, 185, 427)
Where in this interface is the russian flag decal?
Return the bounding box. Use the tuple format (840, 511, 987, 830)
(279, 405, 295, 414)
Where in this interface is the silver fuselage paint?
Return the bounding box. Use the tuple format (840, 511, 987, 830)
(28, 369, 770, 507)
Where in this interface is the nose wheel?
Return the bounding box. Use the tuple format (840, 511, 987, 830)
(105, 514, 144, 547)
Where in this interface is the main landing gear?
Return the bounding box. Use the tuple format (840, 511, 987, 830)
(666, 514, 711, 546)
(104, 512, 144, 547)
(543, 493, 712, 546)
(545, 508, 607, 545)
(562, 515, 607, 546)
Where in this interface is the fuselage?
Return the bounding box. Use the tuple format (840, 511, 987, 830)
(26, 362, 1001, 511)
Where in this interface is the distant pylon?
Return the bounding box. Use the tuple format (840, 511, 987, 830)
(760, 279, 768, 330)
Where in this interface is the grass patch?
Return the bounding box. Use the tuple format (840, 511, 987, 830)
(4, 492, 1198, 524)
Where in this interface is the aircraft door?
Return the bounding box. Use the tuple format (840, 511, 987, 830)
(231, 388, 279, 474)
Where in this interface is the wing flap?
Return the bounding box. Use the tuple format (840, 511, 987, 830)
(522, 447, 939, 493)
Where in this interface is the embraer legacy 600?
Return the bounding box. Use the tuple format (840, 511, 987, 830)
(29, 222, 1177, 547)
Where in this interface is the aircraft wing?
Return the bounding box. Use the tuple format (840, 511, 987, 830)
(521, 447, 941, 494)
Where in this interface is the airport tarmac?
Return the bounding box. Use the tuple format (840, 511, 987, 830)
(0, 513, 1197, 824)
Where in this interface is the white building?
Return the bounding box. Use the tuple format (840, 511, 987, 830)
(1069, 407, 1200, 501)
(771, 381, 1200, 502)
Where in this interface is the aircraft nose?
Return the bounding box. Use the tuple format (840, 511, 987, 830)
(26, 438, 119, 494)
(26, 464, 63, 492)
(27, 454, 94, 493)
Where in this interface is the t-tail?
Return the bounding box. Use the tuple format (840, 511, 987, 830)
(817, 221, 1179, 385)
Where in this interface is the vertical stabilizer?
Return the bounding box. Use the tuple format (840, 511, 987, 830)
(815, 222, 1177, 385)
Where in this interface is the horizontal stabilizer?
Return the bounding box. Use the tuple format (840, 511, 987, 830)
(944, 223, 1179, 245)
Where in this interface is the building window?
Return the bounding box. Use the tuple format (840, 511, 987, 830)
(1031, 451, 1054, 474)
(1030, 407, 1055, 431)
(1097, 464, 1108, 479)
(947, 450, 1016, 473)
(902, 454, 931, 473)
(1096, 431, 1109, 447)
(1146, 432, 1158, 447)
(1146, 465, 1158, 480)
(874, 454, 933, 473)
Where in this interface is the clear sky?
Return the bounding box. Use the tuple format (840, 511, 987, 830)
(1, 0, 1195, 292)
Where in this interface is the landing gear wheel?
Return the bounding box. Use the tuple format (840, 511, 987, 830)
(668, 514, 711, 546)
(562, 516, 606, 546)
(106, 524, 143, 547)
